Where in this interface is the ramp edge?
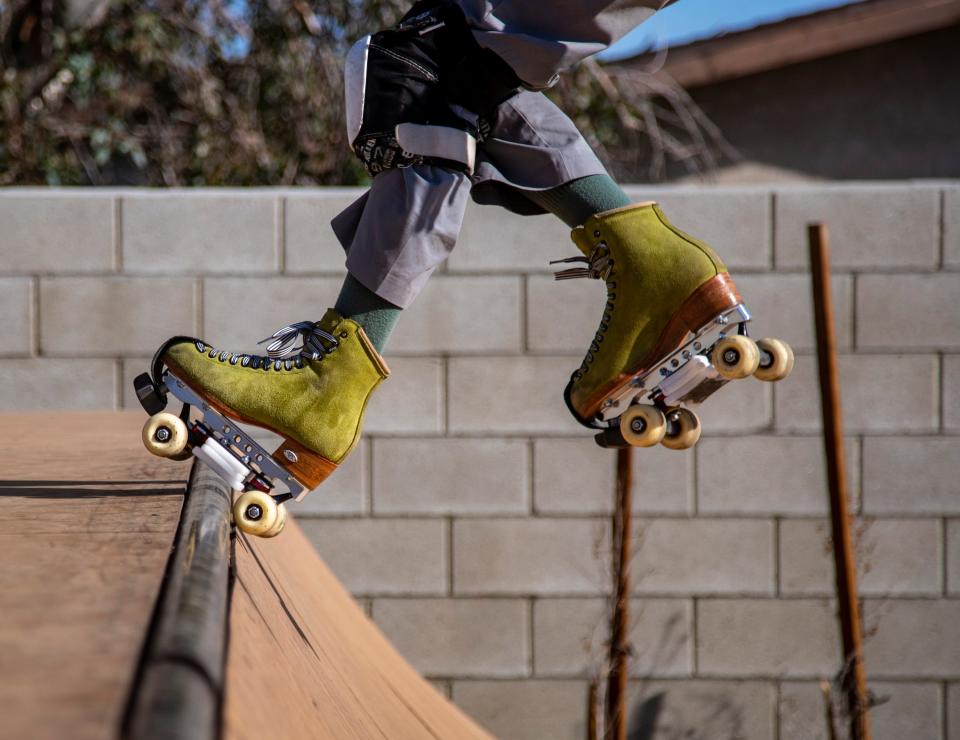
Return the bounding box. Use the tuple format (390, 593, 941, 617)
(123, 460, 233, 740)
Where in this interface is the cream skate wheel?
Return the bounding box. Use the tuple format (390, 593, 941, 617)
(712, 335, 760, 380)
(142, 412, 189, 458)
(261, 503, 287, 538)
(754, 338, 794, 382)
(661, 408, 701, 450)
(233, 491, 279, 537)
(619, 405, 666, 447)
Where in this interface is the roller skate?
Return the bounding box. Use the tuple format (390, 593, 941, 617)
(133, 309, 389, 537)
(553, 202, 793, 450)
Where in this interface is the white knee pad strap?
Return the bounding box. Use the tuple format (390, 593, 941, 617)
(395, 123, 477, 174)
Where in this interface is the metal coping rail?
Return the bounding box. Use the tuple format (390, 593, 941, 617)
(122, 460, 233, 740)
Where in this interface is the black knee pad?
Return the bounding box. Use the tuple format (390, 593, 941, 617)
(344, 0, 521, 176)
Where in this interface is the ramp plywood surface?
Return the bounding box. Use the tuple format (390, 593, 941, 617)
(0, 412, 188, 740)
(226, 519, 494, 740)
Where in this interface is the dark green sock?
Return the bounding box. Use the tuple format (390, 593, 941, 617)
(334, 273, 401, 354)
(524, 174, 632, 228)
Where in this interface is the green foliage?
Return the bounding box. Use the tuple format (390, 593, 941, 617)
(1, 0, 408, 185)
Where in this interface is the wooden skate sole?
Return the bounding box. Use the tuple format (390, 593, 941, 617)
(578, 272, 743, 419)
(163, 356, 338, 490)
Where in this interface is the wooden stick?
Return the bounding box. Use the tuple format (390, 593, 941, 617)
(606, 447, 633, 740)
(809, 223, 871, 740)
(820, 680, 838, 740)
(587, 678, 599, 740)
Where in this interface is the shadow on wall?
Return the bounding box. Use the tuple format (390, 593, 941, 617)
(628, 689, 745, 739)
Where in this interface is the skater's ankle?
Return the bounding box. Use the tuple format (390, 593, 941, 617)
(334, 273, 401, 353)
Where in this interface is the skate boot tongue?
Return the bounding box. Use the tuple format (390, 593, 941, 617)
(316, 308, 345, 334)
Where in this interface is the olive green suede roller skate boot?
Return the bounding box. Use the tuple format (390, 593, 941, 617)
(554, 202, 792, 451)
(134, 308, 389, 537)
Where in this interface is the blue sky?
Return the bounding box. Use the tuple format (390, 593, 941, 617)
(601, 0, 864, 61)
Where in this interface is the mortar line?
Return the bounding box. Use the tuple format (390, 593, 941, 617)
(114, 358, 123, 409)
(276, 196, 286, 273)
(773, 516, 781, 598)
(691, 596, 699, 675)
(768, 191, 777, 270)
(943, 679, 949, 740)
(442, 355, 450, 435)
(113, 197, 123, 272)
(939, 189, 946, 270)
(365, 436, 374, 516)
(446, 516, 454, 597)
(773, 679, 782, 740)
(195, 278, 204, 337)
(851, 272, 859, 351)
(940, 516, 950, 597)
(520, 274, 529, 353)
(31, 275, 40, 356)
(527, 595, 536, 677)
(527, 437, 536, 515)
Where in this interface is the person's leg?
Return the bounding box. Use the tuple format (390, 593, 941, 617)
(334, 274, 400, 354)
(523, 174, 631, 229)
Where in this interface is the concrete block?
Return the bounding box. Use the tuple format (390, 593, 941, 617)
(299, 518, 446, 596)
(449, 205, 571, 273)
(364, 357, 444, 434)
(203, 277, 341, 352)
(632, 519, 774, 595)
(0, 278, 33, 355)
(736, 273, 853, 352)
(774, 354, 938, 433)
(864, 600, 960, 677)
(448, 356, 585, 435)
(526, 274, 606, 355)
(122, 193, 277, 273)
(388, 276, 523, 354)
(0, 193, 114, 273)
(533, 598, 692, 677)
(40, 277, 196, 356)
(697, 436, 859, 515)
(372, 438, 529, 514)
(779, 518, 942, 596)
(626, 679, 776, 740)
(534, 438, 692, 515)
(452, 680, 587, 740)
(859, 274, 960, 350)
(453, 518, 607, 595)
(628, 186, 773, 270)
(283, 191, 361, 273)
(780, 681, 941, 740)
(694, 373, 773, 434)
(778, 682, 828, 740)
(295, 439, 367, 515)
(949, 520, 960, 595)
(372, 598, 528, 677)
(774, 186, 940, 269)
(864, 437, 960, 514)
(697, 599, 839, 676)
(945, 187, 960, 268)
(946, 356, 960, 432)
(0, 359, 116, 410)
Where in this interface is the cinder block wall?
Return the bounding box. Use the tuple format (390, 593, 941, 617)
(2, 183, 959, 739)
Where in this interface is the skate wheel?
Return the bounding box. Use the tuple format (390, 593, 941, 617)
(619, 405, 666, 447)
(661, 408, 701, 450)
(142, 412, 189, 458)
(754, 338, 794, 382)
(712, 335, 760, 380)
(233, 491, 279, 537)
(261, 503, 287, 538)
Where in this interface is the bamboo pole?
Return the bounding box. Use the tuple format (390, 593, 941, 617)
(606, 447, 633, 740)
(808, 223, 871, 740)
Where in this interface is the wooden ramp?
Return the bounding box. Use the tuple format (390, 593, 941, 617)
(226, 519, 492, 740)
(0, 411, 188, 740)
(3, 411, 491, 739)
